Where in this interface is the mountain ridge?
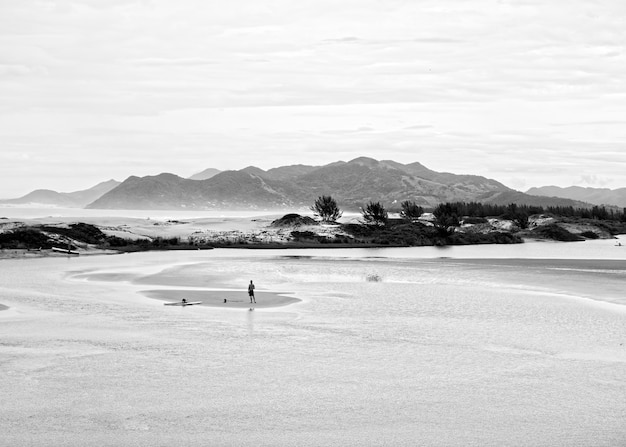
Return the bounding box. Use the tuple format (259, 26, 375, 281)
(87, 158, 588, 211)
(0, 179, 120, 208)
(527, 185, 626, 208)
(2, 159, 601, 211)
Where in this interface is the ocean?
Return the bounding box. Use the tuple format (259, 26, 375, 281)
(1, 241, 625, 445)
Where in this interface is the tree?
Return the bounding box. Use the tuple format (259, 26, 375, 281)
(310, 195, 343, 223)
(361, 201, 388, 226)
(504, 203, 529, 229)
(433, 202, 461, 235)
(400, 200, 424, 221)
(591, 205, 609, 220)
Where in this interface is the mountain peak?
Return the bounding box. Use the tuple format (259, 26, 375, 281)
(241, 166, 266, 176)
(189, 168, 221, 181)
(347, 156, 380, 167)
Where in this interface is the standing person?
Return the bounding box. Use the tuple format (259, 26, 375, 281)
(248, 280, 256, 304)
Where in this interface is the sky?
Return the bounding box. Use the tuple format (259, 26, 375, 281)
(1, 0, 625, 198)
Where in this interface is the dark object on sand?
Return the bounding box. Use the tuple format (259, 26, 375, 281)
(164, 300, 202, 306)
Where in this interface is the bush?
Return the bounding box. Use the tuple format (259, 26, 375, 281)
(400, 200, 424, 221)
(361, 201, 388, 226)
(271, 214, 317, 227)
(0, 229, 52, 249)
(533, 224, 584, 241)
(433, 203, 461, 235)
(580, 231, 599, 239)
(41, 223, 106, 244)
(463, 216, 488, 225)
(502, 203, 530, 229)
(290, 230, 331, 243)
(310, 196, 343, 223)
(106, 236, 130, 247)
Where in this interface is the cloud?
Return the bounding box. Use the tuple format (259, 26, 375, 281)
(404, 124, 434, 130)
(1, 0, 625, 194)
(132, 57, 217, 66)
(578, 175, 612, 187)
(321, 36, 361, 44)
(0, 64, 40, 77)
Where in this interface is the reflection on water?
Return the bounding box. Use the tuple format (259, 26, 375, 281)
(1, 248, 625, 446)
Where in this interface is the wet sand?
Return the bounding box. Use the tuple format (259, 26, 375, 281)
(142, 289, 299, 309)
(1, 248, 625, 446)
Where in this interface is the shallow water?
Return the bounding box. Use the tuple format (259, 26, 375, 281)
(0, 206, 284, 220)
(1, 248, 625, 446)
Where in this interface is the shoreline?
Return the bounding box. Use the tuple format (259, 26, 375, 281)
(2, 235, 625, 261)
(1, 213, 624, 261)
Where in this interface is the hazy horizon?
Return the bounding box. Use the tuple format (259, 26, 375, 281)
(2, 155, 626, 201)
(1, 1, 625, 198)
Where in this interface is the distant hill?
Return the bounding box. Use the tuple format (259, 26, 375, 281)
(0, 179, 120, 208)
(527, 186, 626, 208)
(188, 168, 221, 181)
(87, 171, 292, 210)
(87, 157, 586, 211)
(264, 164, 318, 181)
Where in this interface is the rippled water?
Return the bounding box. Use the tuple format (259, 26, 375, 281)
(1, 247, 625, 446)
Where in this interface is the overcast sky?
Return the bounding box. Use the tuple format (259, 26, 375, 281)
(1, 0, 625, 198)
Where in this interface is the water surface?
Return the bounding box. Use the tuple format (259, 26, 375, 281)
(1, 247, 625, 446)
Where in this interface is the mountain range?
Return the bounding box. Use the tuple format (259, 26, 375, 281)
(0, 180, 120, 208)
(2, 157, 615, 211)
(526, 186, 626, 208)
(86, 157, 590, 211)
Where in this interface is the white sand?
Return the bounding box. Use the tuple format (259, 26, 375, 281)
(0, 214, 347, 254)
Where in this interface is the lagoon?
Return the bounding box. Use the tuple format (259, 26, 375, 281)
(1, 245, 625, 446)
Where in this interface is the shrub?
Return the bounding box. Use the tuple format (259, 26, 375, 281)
(0, 229, 52, 249)
(400, 200, 424, 221)
(580, 231, 599, 239)
(361, 201, 388, 226)
(106, 236, 130, 247)
(502, 203, 530, 229)
(41, 223, 106, 244)
(463, 216, 488, 225)
(290, 230, 331, 243)
(433, 203, 461, 235)
(533, 224, 584, 241)
(310, 196, 343, 223)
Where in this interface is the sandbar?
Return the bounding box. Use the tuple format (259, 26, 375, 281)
(142, 289, 300, 309)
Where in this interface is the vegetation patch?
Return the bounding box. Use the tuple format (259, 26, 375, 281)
(0, 229, 53, 249)
(531, 224, 584, 242)
(271, 214, 317, 227)
(40, 223, 107, 244)
(580, 231, 599, 239)
(290, 230, 333, 243)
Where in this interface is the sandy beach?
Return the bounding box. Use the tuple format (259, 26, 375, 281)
(143, 289, 299, 309)
(0, 213, 358, 259)
(3, 207, 625, 262)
